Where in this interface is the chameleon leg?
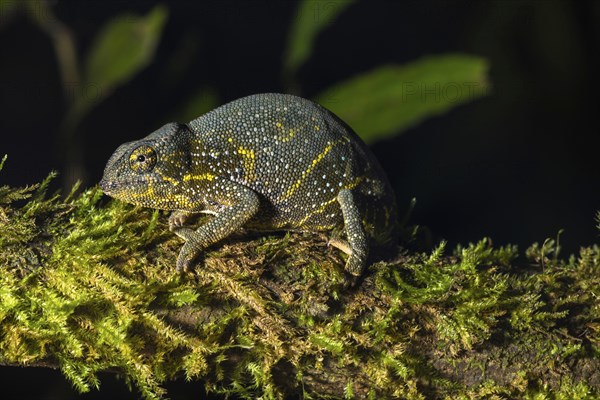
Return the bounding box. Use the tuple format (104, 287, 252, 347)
(171, 183, 260, 272)
(336, 189, 368, 277)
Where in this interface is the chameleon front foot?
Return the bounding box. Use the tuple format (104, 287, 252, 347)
(176, 240, 201, 272)
(170, 226, 202, 272)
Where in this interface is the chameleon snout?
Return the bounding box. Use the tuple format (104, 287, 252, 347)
(99, 179, 112, 192)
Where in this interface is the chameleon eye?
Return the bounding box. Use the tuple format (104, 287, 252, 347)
(129, 145, 157, 172)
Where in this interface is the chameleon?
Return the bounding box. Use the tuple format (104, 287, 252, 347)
(100, 93, 398, 279)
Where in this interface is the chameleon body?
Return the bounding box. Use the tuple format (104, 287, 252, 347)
(100, 93, 398, 277)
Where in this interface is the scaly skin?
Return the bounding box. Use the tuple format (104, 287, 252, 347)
(100, 93, 398, 279)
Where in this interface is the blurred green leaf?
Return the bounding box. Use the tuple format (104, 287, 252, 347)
(0, 0, 19, 16)
(314, 54, 490, 144)
(173, 86, 219, 123)
(283, 0, 355, 83)
(83, 4, 168, 98)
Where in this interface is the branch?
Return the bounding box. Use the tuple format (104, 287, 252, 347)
(0, 175, 598, 399)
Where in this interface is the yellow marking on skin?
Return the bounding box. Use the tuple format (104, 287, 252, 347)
(345, 176, 364, 191)
(296, 176, 364, 226)
(151, 185, 193, 209)
(237, 146, 255, 157)
(279, 141, 338, 201)
(128, 190, 145, 199)
(228, 137, 233, 143)
(274, 121, 295, 142)
(237, 146, 256, 181)
(297, 197, 337, 226)
(128, 181, 156, 203)
(183, 173, 216, 182)
(162, 175, 179, 185)
(281, 128, 295, 142)
(314, 125, 320, 131)
(171, 194, 194, 209)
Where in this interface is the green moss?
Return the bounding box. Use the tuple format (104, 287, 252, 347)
(0, 168, 599, 399)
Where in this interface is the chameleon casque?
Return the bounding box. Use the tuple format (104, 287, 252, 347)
(100, 93, 398, 279)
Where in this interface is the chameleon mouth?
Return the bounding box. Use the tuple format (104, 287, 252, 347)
(99, 178, 149, 194)
(99, 179, 116, 194)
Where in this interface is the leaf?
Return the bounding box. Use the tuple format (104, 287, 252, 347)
(314, 54, 490, 144)
(83, 4, 168, 99)
(283, 0, 355, 81)
(173, 86, 219, 123)
(0, 0, 19, 20)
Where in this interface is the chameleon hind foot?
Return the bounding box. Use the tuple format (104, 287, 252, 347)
(328, 237, 362, 288)
(335, 189, 369, 278)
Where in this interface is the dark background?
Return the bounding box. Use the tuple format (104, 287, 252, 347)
(0, 0, 599, 398)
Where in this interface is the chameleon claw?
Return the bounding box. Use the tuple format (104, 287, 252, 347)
(176, 249, 187, 272)
(176, 237, 207, 273)
(169, 210, 193, 231)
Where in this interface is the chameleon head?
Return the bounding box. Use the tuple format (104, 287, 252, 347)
(100, 122, 194, 210)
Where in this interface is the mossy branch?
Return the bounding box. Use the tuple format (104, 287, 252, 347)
(0, 169, 599, 399)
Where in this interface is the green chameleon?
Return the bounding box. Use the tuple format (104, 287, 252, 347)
(100, 93, 398, 279)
